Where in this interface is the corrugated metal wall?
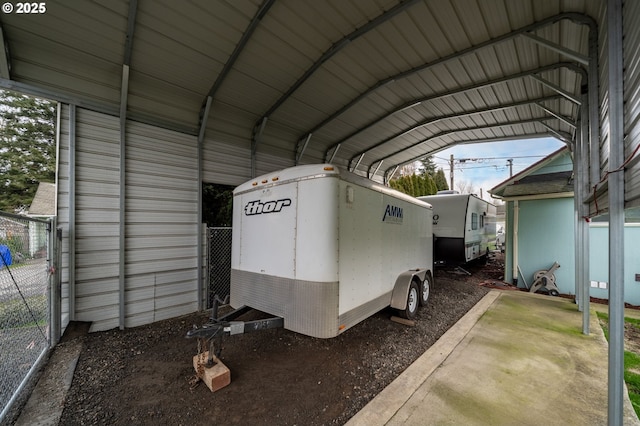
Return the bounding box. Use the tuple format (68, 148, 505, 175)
(57, 106, 201, 331)
(202, 104, 252, 185)
(625, 0, 640, 208)
(57, 107, 122, 331)
(75, 108, 122, 329)
(591, 0, 640, 214)
(201, 103, 296, 185)
(592, 2, 610, 215)
(125, 121, 199, 327)
(56, 105, 71, 330)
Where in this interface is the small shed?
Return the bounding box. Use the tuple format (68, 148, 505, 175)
(490, 148, 640, 305)
(489, 147, 576, 295)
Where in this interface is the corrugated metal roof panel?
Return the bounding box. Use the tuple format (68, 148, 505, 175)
(2, 1, 606, 173)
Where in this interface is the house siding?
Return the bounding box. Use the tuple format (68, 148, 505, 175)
(516, 198, 576, 295)
(589, 224, 640, 306)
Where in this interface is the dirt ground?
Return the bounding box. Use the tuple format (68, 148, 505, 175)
(20, 256, 510, 426)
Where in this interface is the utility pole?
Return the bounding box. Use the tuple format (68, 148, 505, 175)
(449, 154, 454, 190)
(507, 158, 513, 177)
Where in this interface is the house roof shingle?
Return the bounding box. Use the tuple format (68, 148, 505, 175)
(28, 182, 56, 216)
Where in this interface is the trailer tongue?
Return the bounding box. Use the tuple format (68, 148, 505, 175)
(187, 301, 284, 359)
(186, 299, 285, 392)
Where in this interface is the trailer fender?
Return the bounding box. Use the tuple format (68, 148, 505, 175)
(390, 269, 429, 310)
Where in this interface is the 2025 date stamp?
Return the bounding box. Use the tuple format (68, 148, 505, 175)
(2, 2, 47, 14)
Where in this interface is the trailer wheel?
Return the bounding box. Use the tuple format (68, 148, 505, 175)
(398, 280, 420, 320)
(419, 275, 431, 307)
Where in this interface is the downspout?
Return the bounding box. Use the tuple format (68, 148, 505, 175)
(68, 104, 76, 321)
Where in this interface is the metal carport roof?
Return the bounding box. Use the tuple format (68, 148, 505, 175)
(0, 0, 601, 183)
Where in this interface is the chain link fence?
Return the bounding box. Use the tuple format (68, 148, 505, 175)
(207, 227, 232, 309)
(0, 212, 56, 422)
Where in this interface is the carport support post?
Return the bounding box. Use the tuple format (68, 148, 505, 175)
(197, 96, 212, 311)
(607, 0, 625, 424)
(119, 0, 137, 330)
(574, 117, 583, 312)
(118, 64, 129, 330)
(578, 87, 590, 335)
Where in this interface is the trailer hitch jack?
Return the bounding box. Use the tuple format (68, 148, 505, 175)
(186, 300, 284, 359)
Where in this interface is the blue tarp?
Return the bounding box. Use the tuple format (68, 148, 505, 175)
(0, 244, 12, 268)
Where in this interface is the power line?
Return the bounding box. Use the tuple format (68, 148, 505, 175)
(452, 164, 509, 170)
(432, 154, 545, 162)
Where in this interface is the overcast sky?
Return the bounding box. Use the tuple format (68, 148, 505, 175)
(429, 137, 567, 201)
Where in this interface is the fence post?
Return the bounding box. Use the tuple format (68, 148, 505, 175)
(49, 217, 61, 346)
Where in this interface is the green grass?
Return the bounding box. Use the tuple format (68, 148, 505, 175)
(597, 311, 640, 417)
(0, 295, 48, 328)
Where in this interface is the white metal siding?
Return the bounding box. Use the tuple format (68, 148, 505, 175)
(56, 106, 122, 331)
(202, 102, 253, 185)
(74, 109, 122, 330)
(592, 2, 610, 215)
(125, 121, 199, 327)
(625, 0, 640, 208)
(56, 105, 71, 330)
(57, 106, 201, 331)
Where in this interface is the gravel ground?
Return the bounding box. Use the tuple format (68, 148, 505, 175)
(10, 255, 504, 426)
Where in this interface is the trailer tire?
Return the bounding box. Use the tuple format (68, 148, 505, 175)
(419, 275, 431, 307)
(398, 280, 420, 320)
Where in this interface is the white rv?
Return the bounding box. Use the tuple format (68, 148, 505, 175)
(418, 193, 496, 264)
(230, 164, 434, 338)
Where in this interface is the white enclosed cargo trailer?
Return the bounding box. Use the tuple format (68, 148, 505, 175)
(230, 164, 434, 338)
(418, 193, 496, 264)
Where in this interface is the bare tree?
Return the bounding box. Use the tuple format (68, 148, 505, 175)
(455, 179, 476, 195)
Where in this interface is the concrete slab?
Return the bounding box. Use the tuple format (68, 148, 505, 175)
(348, 290, 640, 426)
(13, 339, 84, 426)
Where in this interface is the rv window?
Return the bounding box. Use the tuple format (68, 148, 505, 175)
(480, 214, 485, 228)
(471, 213, 478, 230)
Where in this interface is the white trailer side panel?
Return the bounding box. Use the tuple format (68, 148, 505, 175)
(339, 181, 432, 326)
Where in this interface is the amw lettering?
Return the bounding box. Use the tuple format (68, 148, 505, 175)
(383, 204, 403, 223)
